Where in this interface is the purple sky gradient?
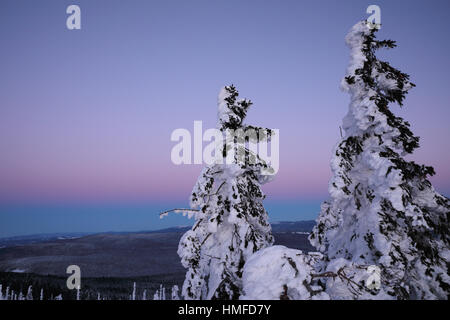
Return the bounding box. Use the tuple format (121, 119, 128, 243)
(0, 1, 449, 236)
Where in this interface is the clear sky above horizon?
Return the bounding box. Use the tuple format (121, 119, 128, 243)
(0, 0, 449, 237)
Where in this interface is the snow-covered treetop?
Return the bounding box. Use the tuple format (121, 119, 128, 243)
(340, 21, 418, 154)
(217, 85, 251, 130)
(217, 85, 272, 140)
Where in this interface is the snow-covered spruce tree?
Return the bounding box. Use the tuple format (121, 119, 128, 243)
(177, 85, 275, 300)
(310, 21, 450, 299)
(26, 285, 33, 300)
(171, 285, 180, 300)
(131, 282, 136, 300)
(153, 289, 160, 300)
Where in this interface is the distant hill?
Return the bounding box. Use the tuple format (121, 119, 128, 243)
(271, 220, 316, 233)
(0, 220, 316, 248)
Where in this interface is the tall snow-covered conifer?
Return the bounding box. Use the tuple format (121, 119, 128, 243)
(178, 85, 275, 300)
(310, 21, 449, 299)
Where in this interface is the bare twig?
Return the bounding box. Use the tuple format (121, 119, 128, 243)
(214, 181, 226, 195)
(311, 267, 364, 292)
(192, 219, 203, 231)
(200, 233, 212, 246)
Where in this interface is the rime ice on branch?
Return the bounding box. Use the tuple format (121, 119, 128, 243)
(177, 85, 276, 300)
(310, 21, 450, 299)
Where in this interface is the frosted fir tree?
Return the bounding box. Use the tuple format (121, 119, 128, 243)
(161, 285, 166, 300)
(310, 21, 450, 299)
(26, 285, 33, 300)
(171, 85, 275, 300)
(131, 282, 136, 300)
(171, 285, 180, 300)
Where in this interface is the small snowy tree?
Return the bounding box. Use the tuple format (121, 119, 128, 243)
(26, 285, 33, 300)
(310, 21, 450, 299)
(176, 85, 275, 300)
(171, 285, 180, 300)
(131, 282, 136, 300)
(160, 284, 165, 300)
(153, 289, 160, 300)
